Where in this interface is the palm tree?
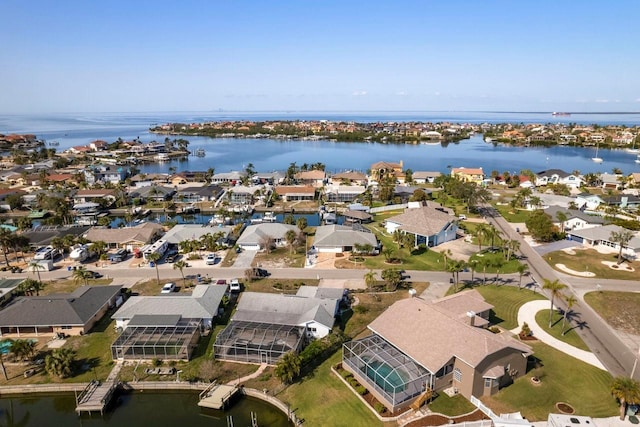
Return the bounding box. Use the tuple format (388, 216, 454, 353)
(10, 339, 36, 361)
(555, 211, 568, 233)
(441, 249, 452, 270)
(610, 376, 640, 420)
(72, 267, 92, 286)
(45, 348, 76, 378)
(173, 260, 188, 288)
(25, 279, 45, 296)
(610, 229, 634, 263)
(492, 258, 505, 282)
(505, 239, 520, 261)
(146, 252, 162, 285)
(296, 217, 308, 232)
(542, 279, 568, 327)
(364, 270, 377, 293)
(382, 247, 395, 263)
(28, 261, 45, 282)
(285, 229, 297, 254)
(516, 263, 529, 289)
(561, 294, 578, 336)
(474, 224, 488, 251)
(485, 224, 502, 249)
(0, 340, 8, 380)
(0, 228, 15, 266)
(274, 351, 301, 384)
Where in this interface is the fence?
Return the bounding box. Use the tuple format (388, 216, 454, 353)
(369, 204, 407, 213)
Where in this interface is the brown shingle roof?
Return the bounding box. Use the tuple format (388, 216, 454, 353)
(84, 223, 163, 245)
(295, 170, 325, 180)
(387, 206, 454, 236)
(368, 296, 531, 373)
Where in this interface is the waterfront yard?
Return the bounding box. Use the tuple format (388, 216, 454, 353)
(546, 249, 638, 280)
(483, 341, 617, 420)
(584, 291, 640, 335)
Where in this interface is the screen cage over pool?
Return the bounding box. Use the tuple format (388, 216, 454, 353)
(111, 319, 201, 361)
(342, 334, 432, 411)
(214, 321, 306, 365)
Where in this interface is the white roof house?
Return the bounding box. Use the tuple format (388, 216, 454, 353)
(385, 205, 457, 247)
(236, 223, 299, 250)
(112, 285, 227, 329)
(567, 224, 640, 258)
(312, 224, 378, 253)
(162, 224, 233, 245)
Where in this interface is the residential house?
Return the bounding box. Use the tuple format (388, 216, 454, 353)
(227, 185, 261, 205)
(176, 185, 224, 203)
(385, 205, 458, 247)
(73, 189, 117, 206)
(412, 171, 442, 184)
(324, 185, 366, 203)
(236, 223, 299, 250)
(543, 206, 606, 231)
(275, 185, 316, 202)
(0, 188, 27, 211)
(394, 185, 432, 203)
(312, 224, 378, 253)
(575, 193, 605, 211)
(129, 173, 169, 188)
(330, 171, 368, 186)
(162, 224, 233, 245)
(211, 171, 244, 185)
(370, 161, 404, 183)
(342, 210, 373, 224)
(0, 278, 26, 306)
(451, 167, 484, 184)
(252, 171, 285, 185)
(84, 222, 164, 251)
(294, 170, 326, 188)
(535, 169, 584, 188)
(343, 290, 531, 412)
(83, 164, 128, 185)
(129, 185, 175, 202)
(89, 140, 108, 151)
(600, 194, 640, 210)
(214, 287, 340, 364)
(169, 171, 207, 185)
(629, 173, 640, 188)
(566, 224, 640, 259)
(599, 173, 623, 190)
(0, 286, 123, 337)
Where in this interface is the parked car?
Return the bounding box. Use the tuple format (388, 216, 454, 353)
(161, 282, 176, 294)
(205, 254, 217, 265)
(229, 279, 241, 292)
(253, 268, 269, 277)
(87, 271, 103, 279)
(215, 279, 227, 286)
(165, 253, 179, 263)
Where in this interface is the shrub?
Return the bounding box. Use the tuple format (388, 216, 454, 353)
(349, 377, 359, 387)
(353, 305, 369, 314)
(152, 358, 162, 367)
(341, 370, 353, 379)
(356, 385, 368, 395)
(374, 402, 385, 414)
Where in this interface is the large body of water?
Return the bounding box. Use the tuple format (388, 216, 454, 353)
(1, 111, 640, 175)
(0, 392, 290, 426)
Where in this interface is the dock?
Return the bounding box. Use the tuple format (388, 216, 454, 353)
(75, 379, 118, 415)
(197, 382, 239, 410)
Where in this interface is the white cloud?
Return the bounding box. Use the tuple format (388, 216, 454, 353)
(352, 91, 368, 96)
(396, 91, 407, 96)
(595, 99, 609, 103)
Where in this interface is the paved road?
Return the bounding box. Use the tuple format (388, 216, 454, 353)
(481, 204, 639, 379)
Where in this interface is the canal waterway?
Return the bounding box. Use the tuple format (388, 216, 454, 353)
(2, 111, 640, 174)
(0, 392, 291, 426)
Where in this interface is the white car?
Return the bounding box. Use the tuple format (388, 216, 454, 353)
(205, 254, 218, 265)
(161, 282, 176, 294)
(229, 279, 241, 293)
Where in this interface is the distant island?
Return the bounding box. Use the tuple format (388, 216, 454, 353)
(150, 120, 639, 149)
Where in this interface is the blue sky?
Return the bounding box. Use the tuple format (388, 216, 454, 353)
(1, 1, 639, 113)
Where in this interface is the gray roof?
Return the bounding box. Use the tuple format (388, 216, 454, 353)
(0, 285, 121, 327)
(568, 225, 640, 250)
(386, 206, 454, 237)
(162, 224, 232, 244)
(342, 210, 373, 221)
(128, 314, 182, 327)
(543, 206, 606, 225)
(112, 285, 226, 321)
(413, 171, 442, 179)
(237, 223, 298, 247)
(296, 286, 345, 300)
(23, 225, 91, 247)
(313, 225, 377, 249)
(537, 169, 570, 178)
(233, 292, 337, 329)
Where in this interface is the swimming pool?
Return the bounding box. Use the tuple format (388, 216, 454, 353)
(362, 360, 408, 393)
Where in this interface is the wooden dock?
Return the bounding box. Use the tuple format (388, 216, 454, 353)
(75, 380, 118, 415)
(197, 382, 239, 410)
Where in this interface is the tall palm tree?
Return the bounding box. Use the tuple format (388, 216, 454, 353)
(610, 376, 640, 420)
(146, 252, 162, 285)
(285, 230, 297, 254)
(555, 211, 568, 233)
(72, 267, 92, 286)
(542, 279, 568, 327)
(0, 228, 15, 267)
(173, 260, 188, 288)
(28, 261, 45, 282)
(610, 229, 634, 263)
(364, 270, 377, 293)
(505, 239, 520, 261)
(516, 263, 529, 289)
(561, 294, 578, 336)
(474, 224, 488, 251)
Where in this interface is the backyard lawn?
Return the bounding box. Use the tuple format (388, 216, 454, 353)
(63, 315, 118, 383)
(428, 393, 477, 416)
(474, 285, 546, 330)
(534, 310, 590, 351)
(584, 291, 640, 335)
(483, 341, 617, 420)
(546, 249, 638, 280)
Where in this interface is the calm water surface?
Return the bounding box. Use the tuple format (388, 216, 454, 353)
(0, 392, 290, 427)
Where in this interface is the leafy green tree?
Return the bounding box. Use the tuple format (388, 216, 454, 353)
(10, 339, 36, 361)
(542, 279, 567, 327)
(45, 348, 76, 378)
(146, 252, 162, 285)
(411, 189, 428, 202)
(610, 377, 640, 420)
(525, 210, 559, 242)
(274, 351, 301, 384)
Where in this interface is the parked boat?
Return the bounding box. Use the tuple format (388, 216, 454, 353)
(155, 153, 170, 161)
(263, 212, 276, 222)
(552, 112, 571, 116)
(592, 143, 603, 163)
(194, 148, 206, 157)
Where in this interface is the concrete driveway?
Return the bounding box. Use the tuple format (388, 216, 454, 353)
(533, 239, 580, 256)
(232, 249, 258, 268)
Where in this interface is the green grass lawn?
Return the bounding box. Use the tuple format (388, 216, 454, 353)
(279, 351, 383, 427)
(474, 285, 546, 330)
(584, 291, 640, 335)
(429, 393, 477, 416)
(547, 249, 639, 280)
(534, 310, 590, 351)
(468, 250, 523, 275)
(483, 341, 617, 421)
(492, 204, 531, 223)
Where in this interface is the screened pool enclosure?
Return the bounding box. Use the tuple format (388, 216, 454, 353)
(214, 321, 306, 365)
(343, 334, 433, 411)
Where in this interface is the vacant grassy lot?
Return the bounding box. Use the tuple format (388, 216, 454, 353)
(40, 277, 113, 295)
(483, 341, 617, 420)
(534, 310, 590, 351)
(254, 247, 305, 268)
(584, 291, 640, 335)
(279, 351, 384, 427)
(492, 204, 531, 223)
(474, 285, 546, 330)
(547, 248, 638, 279)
